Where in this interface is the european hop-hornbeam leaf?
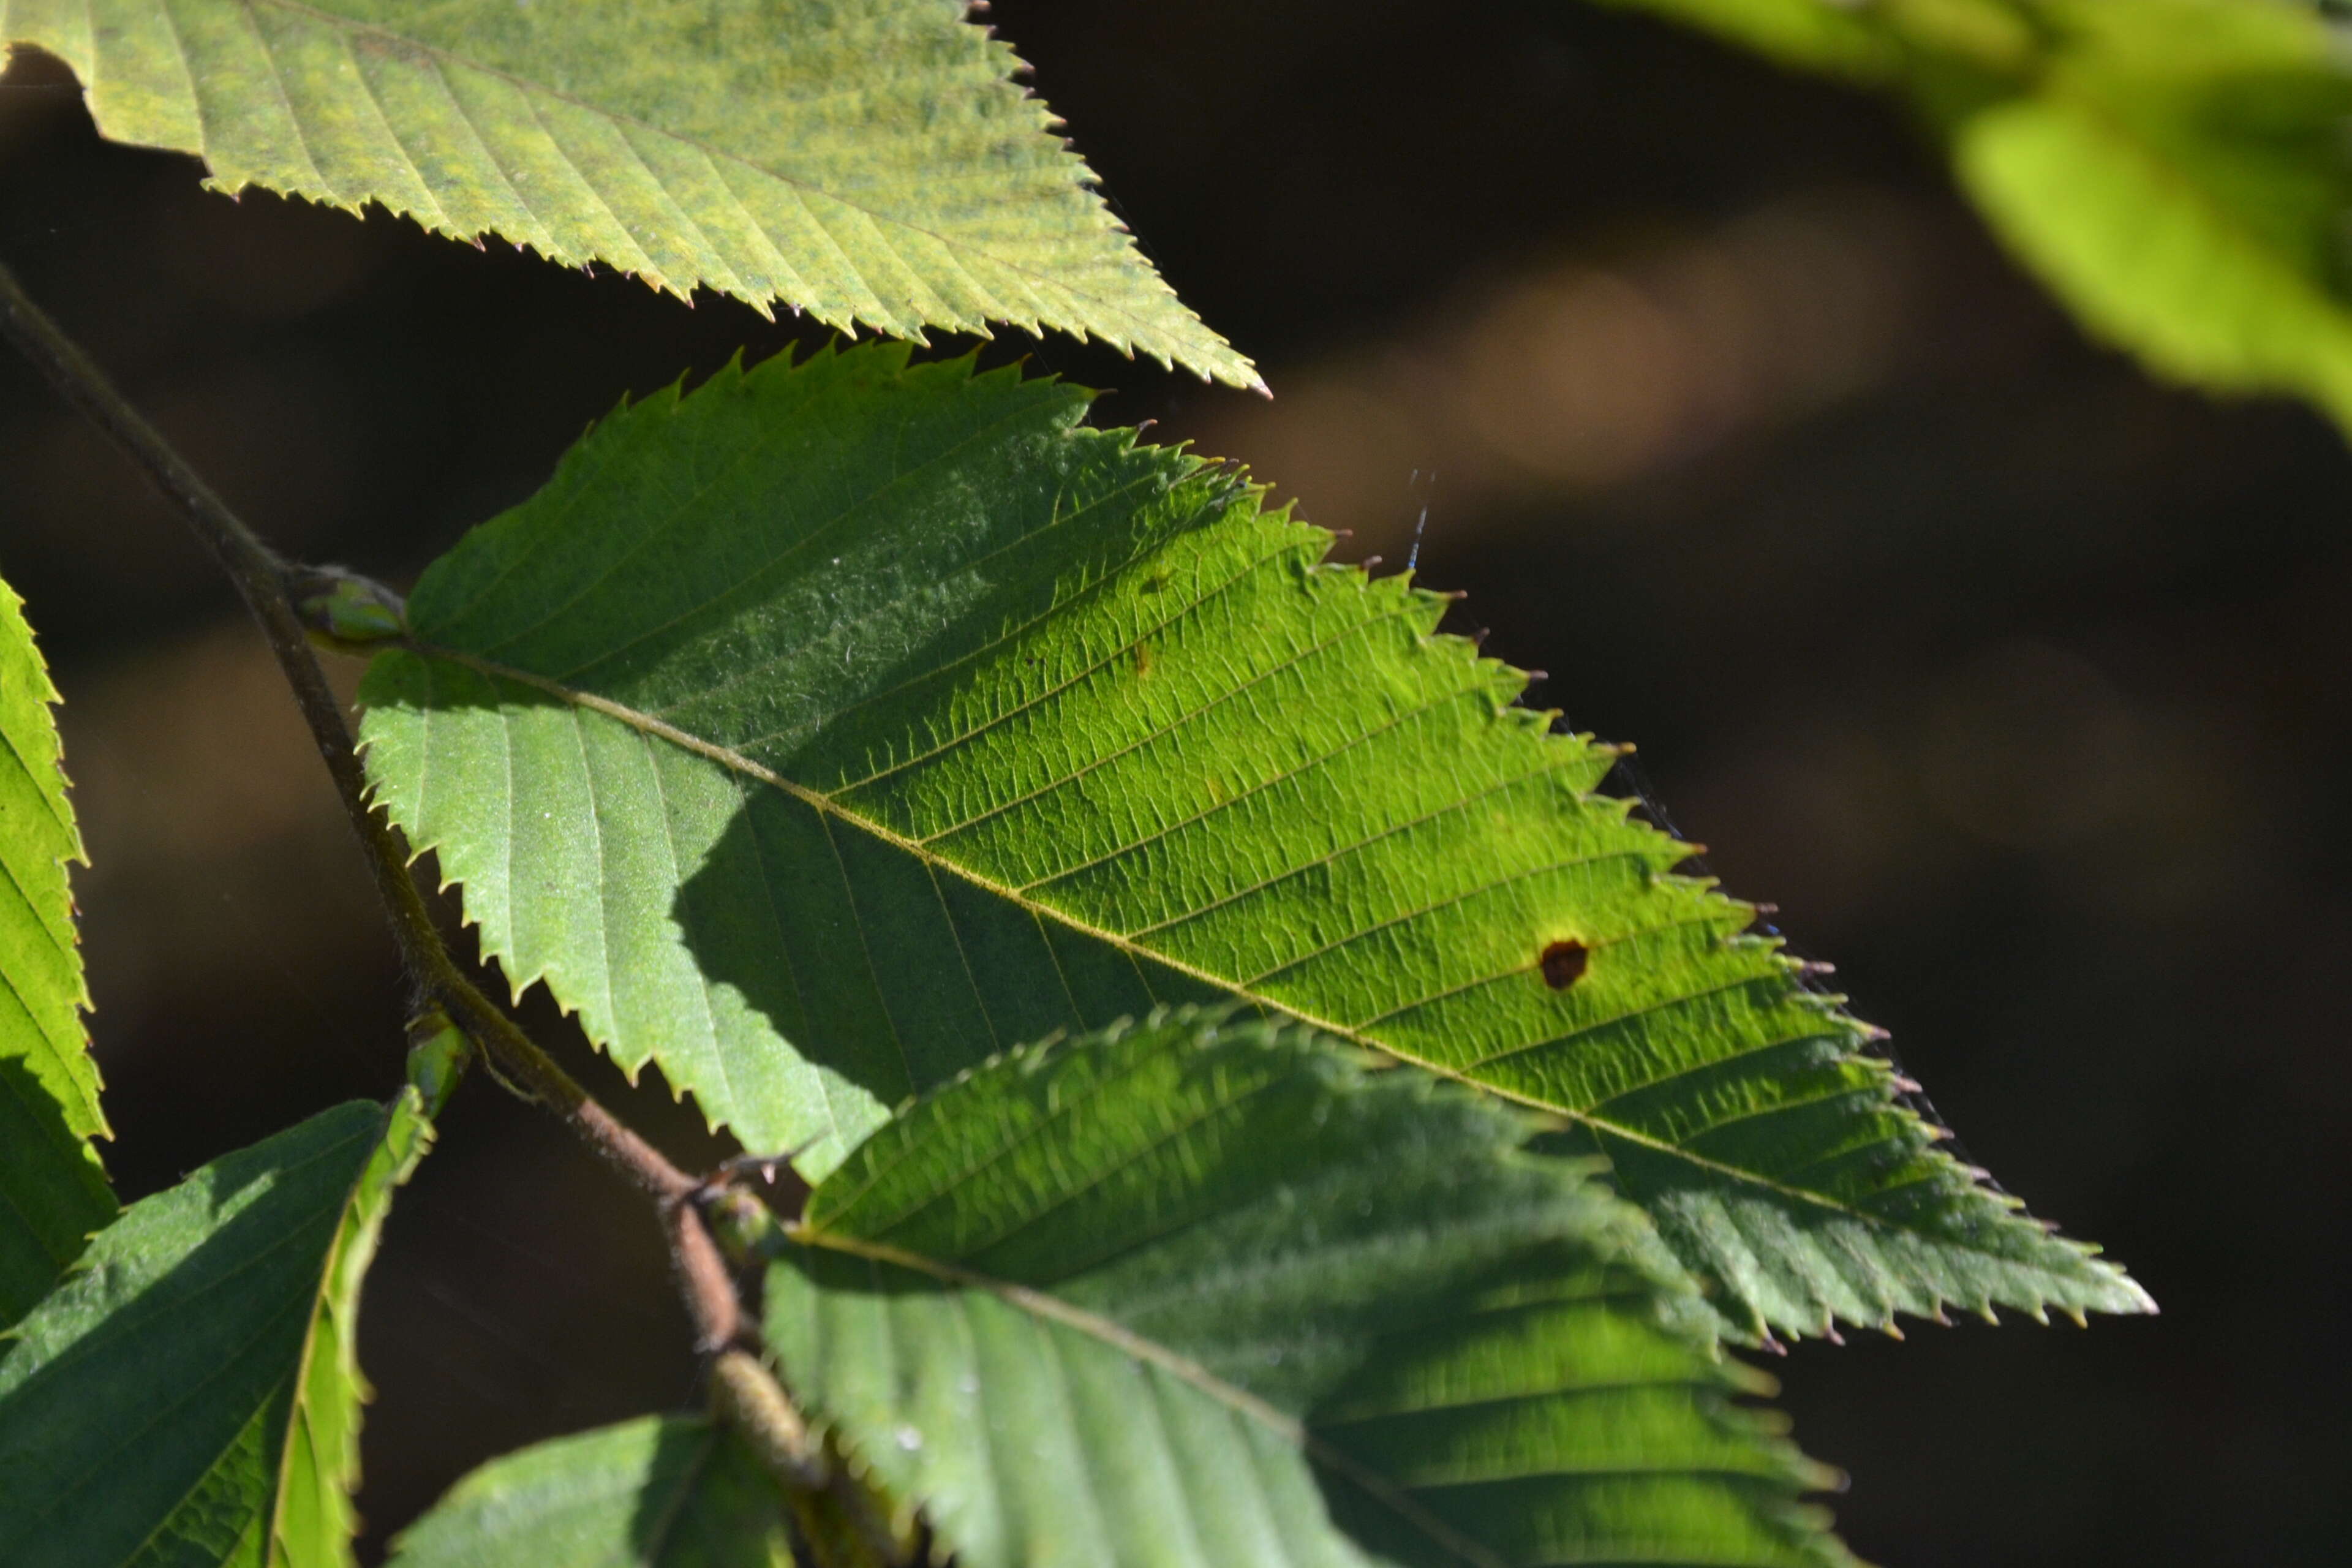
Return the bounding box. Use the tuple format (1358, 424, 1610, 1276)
(1596, 0, 2352, 437)
(759, 1011, 1853, 1568)
(387, 1415, 793, 1568)
(0, 0, 1254, 386)
(0, 1058, 450, 1568)
(355, 342, 2152, 1341)
(0, 573, 111, 1329)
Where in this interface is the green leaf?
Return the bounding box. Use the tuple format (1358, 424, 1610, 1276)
(760, 1011, 1852, 1568)
(354, 342, 2150, 1342)
(0, 0, 1253, 387)
(274, 1030, 461, 1568)
(1596, 0, 2352, 433)
(0, 574, 111, 1329)
(0, 1077, 445, 1568)
(386, 1415, 791, 1568)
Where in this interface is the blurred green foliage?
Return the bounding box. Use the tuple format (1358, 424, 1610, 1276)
(1602, 0, 2352, 434)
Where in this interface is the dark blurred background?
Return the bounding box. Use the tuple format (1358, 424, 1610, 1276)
(4, 3, 2347, 1562)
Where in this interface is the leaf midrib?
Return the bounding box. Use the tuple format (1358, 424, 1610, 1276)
(404, 642, 1934, 1241)
(262, 1099, 399, 1566)
(785, 1225, 1509, 1568)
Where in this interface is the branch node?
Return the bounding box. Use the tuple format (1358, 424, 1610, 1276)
(711, 1348, 828, 1490)
(284, 562, 409, 653)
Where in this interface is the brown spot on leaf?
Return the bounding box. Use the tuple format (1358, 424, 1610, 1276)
(1539, 940, 1588, 990)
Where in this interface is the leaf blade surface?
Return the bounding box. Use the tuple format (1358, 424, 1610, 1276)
(386, 1415, 792, 1568)
(356, 342, 2150, 1341)
(272, 1057, 451, 1567)
(0, 1082, 443, 1568)
(0, 575, 111, 1329)
(764, 1012, 1852, 1568)
(0, 0, 1251, 385)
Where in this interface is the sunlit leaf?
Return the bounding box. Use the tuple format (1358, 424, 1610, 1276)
(0, 0, 1253, 386)
(356, 342, 2149, 1341)
(0, 573, 110, 1329)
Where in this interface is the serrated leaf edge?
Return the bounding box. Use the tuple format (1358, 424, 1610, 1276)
(2, 9, 1259, 388)
(779, 1009, 1845, 1567)
(389, 601, 2149, 1344)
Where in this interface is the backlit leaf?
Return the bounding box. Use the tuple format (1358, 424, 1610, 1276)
(0, 0, 1253, 386)
(355, 342, 2150, 1341)
(0, 573, 110, 1329)
(1597, 0, 2352, 433)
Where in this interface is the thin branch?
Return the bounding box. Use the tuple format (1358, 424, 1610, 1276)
(669, 1193, 747, 1352)
(714, 1346, 907, 1567)
(0, 257, 685, 1200)
(0, 258, 826, 1506)
(711, 1349, 824, 1489)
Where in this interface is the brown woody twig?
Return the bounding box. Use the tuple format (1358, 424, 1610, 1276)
(0, 258, 831, 1512)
